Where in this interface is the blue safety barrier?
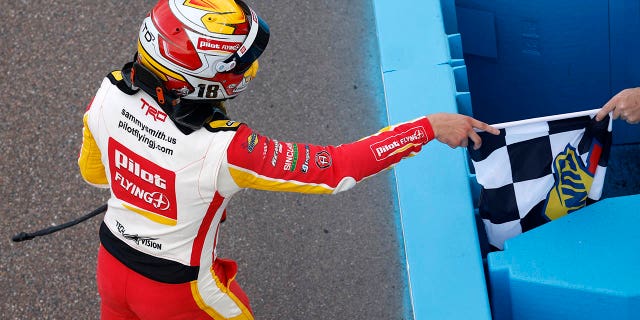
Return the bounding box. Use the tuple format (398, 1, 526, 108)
(373, 0, 640, 319)
(372, 0, 491, 319)
(489, 195, 640, 320)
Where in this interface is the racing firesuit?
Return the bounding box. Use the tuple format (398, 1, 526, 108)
(79, 70, 435, 320)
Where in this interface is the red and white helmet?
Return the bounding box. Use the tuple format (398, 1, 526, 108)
(137, 0, 269, 101)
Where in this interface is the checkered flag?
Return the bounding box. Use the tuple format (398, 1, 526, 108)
(468, 110, 612, 250)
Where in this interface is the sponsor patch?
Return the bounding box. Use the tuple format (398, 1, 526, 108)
(370, 126, 426, 161)
(197, 38, 242, 53)
(140, 98, 167, 122)
(108, 138, 177, 223)
(283, 143, 298, 171)
(271, 140, 282, 167)
(301, 145, 310, 173)
(246, 132, 258, 153)
(315, 150, 332, 169)
(116, 220, 162, 250)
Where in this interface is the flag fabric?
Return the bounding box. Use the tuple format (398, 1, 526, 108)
(468, 112, 612, 250)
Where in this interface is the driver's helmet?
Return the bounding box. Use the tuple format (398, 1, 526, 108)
(137, 0, 269, 101)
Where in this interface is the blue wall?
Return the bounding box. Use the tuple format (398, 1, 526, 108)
(456, 0, 640, 144)
(373, 0, 491, 319)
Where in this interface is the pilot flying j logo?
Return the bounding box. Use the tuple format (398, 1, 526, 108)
(370, 126, 426, 161)
(197, 38, 242, 53)
(543, 144, 595, 221)
(108, 138, 177, 226)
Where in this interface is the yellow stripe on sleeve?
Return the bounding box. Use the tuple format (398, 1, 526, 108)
(228, 166, 335, 194)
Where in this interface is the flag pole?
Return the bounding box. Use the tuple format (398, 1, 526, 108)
(488, 109, 601, 130)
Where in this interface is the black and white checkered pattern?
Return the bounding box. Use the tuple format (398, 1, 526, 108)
(469, 115, 612, 249)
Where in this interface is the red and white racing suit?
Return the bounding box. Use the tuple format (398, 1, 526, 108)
(79, 70, 435, 319)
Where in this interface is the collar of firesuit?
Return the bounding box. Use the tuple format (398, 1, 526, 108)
(120, 58, 228, 135)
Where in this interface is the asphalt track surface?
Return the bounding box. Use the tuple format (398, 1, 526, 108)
(1, 1, 409, 319)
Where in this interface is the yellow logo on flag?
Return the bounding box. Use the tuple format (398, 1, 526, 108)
(543, 145, 594, 220)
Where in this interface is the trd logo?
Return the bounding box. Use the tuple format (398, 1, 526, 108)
(142, 23, 155, 43)
(140, 98, 167, 122)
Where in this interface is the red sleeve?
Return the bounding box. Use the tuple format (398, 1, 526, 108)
(225, 117, 434, 194)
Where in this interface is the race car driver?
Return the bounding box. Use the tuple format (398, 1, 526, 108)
(78, 0, 499, 319)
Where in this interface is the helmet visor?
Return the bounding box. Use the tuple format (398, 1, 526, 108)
(218, 3, 270, 75)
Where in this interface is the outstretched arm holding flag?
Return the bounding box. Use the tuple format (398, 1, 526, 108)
(428, 113, 499, 149)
